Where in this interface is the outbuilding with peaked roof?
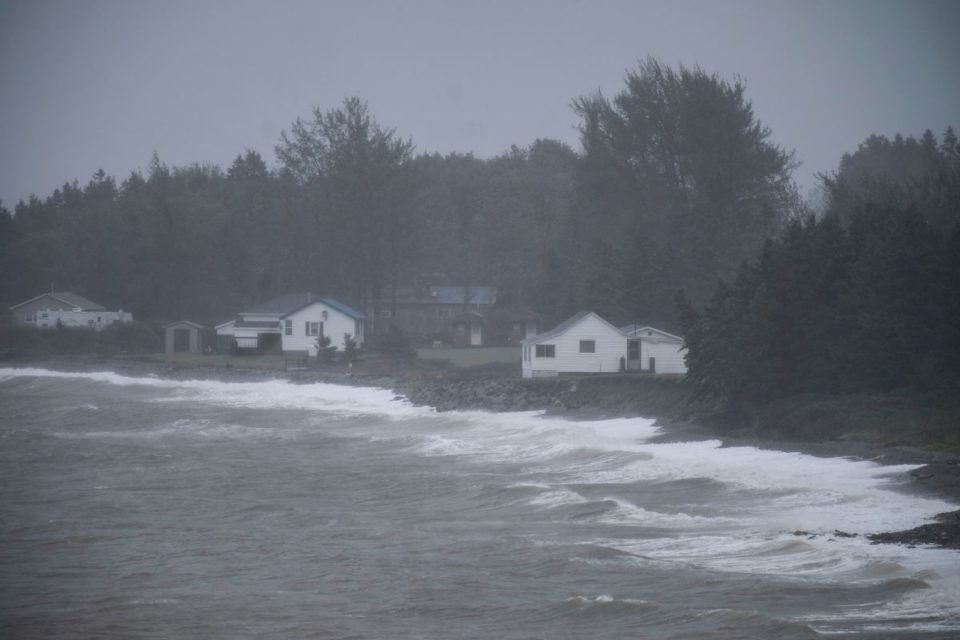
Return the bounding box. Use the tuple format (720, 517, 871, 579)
(620, 325, 687, 374)
(163, 320, 206, 354)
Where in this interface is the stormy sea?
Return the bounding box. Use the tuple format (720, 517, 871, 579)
(1, 368, 958, 639)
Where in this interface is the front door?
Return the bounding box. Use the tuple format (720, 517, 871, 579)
(627, 339, 640, 370)
(470, 323, 482, 346)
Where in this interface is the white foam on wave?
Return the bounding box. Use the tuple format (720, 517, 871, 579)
(0, 367, 434, 421)
(56, 418, 281, 441)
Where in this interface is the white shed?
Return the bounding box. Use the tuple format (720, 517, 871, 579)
(621, 325, 687, 374)
(521, 311, 626, 378)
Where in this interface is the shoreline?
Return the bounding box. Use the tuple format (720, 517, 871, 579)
(3, 355, 958, 548)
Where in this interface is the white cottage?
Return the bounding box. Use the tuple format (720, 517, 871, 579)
(216, 293, 365, 354)
(620, 325, 687, 374)
(521, 311, 627, 378)
(282, 299, 365, 354)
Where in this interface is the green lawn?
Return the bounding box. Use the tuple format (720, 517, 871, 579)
(415, 346, 521, 367)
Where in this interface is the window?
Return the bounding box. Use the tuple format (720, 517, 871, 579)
(306, 321, 321, 337)
(284, 320, 293, 336)
(535, 344, 555, 358)
(438, 309, 448, 318)
(579, 340, 595, 353)
(381, 309, 392, 319)
(24, 313, 35, 323)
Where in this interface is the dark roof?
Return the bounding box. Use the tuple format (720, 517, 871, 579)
(234, 320, 280, 329)
(314, 298, 365, 320)
(451, 310, 486, 324)
(11, 291, 107, 311)
(384, 285, 497, 306)
(243, 293, 364, 320)
(162, 320, 206, 329)
(244, 293, 325, 315)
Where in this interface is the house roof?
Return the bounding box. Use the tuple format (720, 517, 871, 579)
(451, 310, 486, 324)
(162, 320, 206, 329)
(524, 311, 624, 344)
(10, 291, 107, 311)
(243, 293, 365, 320)
(234, 320, 280, 329)
(244, 293, 325, 315)
(384, 285, 497, 306)
(314, 298, 365, 320)
(620, 325, 684, 343)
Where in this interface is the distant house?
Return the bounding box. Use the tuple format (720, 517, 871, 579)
(521, 311, 627, 378)
(163, 320, 205, 354)
(375, 285, 497, 345)
(450, 311, 485, 347)
(620, 325, 688, 374)
(501, 309, 541, 345)
(521, 312, 688, 378)
(216, 293, 365, 355)
(9, 292, 132, 330)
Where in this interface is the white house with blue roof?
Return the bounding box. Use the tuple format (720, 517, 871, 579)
(216, 293, 365, 354)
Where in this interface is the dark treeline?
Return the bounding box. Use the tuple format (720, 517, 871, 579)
(2, 57, 956, 404)
(0, 59, 795, 336)
(682, 129, 960, 405)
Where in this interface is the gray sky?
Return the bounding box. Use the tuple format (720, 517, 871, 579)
(1, 0, 958, 208)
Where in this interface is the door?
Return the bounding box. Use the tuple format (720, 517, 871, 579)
(627, 339, 640, 370)
(470, 323, 482, 346)
(173, 328, 190, 353)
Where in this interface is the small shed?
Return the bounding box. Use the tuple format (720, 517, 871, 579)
(163, 320, 206, 354)
(620, 325, 687, 374)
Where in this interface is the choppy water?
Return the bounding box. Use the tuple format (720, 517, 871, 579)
(1, 368, 958, 639)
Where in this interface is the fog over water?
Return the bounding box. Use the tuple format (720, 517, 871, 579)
(2, 368, 958, 638)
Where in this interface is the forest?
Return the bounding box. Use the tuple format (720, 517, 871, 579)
(1, 58, 957, 402)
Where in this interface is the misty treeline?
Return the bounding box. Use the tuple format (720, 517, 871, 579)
(1, 58, 957, 400)
(0, 60, 796, 330)
(682, 129, 960, 404)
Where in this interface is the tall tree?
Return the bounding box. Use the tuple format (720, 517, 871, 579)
(276, 98, 416, 329)
(573, 58, 798, 329)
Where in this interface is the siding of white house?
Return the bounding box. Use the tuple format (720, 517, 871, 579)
(624, 326, 688, 374)
(643, 340, 687, 374)
(282, 301, 364, 354)
(33, 309, 132, 329)
(522, 312, 626, 378)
